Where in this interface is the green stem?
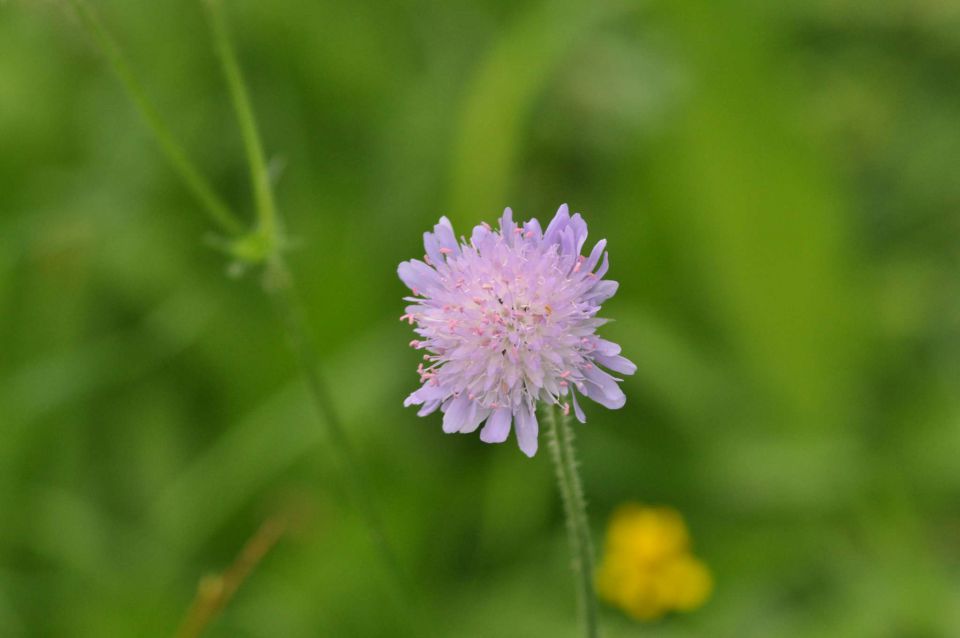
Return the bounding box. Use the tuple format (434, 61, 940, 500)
(66, 0, 244, 236)
(201, 0, 279, 254)
(544, 403, 601, 638)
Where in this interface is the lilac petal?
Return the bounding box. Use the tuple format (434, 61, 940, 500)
(460, 405, 490, 434)
(570, 390, 587, 423)
(559, 226, 577, 259)
(471, 223, 493, 252)
(404, 383, 445, 406)
(584, 239, 607, 272)
(587, 280, 618, 304)
(421, 384, 447, 402)
(543, 203, 570, 245)
(480, 407, 512, 443)
(397, 259, 439, 293)
(594, 353, 637, 376)
(434, 217, 458, 253)
(422, 217, 459, 265)
(418, 400, 441, 417)
(504, 361, 520, 387)
(423, 231, 443, 265)
(592, 252, 610, 280)
(483, 358, 500, 392)
(442, 395, 472, 433)
(522, 351, 544, 387)
(594, 338, 622, 356)
(523, 218, 543, 241)
(582, 381, 625, 409)
(499, 207, 516, 237)
(569, 213, 588, 253)
(514, 405, 539, 457)
(582, 366, 626, 409)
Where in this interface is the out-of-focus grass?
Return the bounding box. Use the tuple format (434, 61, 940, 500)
(1, 0, 959, 636)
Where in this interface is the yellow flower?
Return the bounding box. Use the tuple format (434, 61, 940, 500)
(595, 504, 712, 621)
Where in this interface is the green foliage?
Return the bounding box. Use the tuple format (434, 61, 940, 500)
(1, 0, 958, 636)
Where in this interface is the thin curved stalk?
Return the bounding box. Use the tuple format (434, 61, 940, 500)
(201, 0, 278, 252)
(66, 0, 244, 236)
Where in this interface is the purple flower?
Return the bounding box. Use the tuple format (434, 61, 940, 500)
(398, 204, 635, 457)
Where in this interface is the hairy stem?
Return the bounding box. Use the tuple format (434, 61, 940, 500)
(66, 0, 244, 236)
(544, 404, 601, 638)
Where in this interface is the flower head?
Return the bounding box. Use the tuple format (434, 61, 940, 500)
(398, 204, 635, 457)
(596, 504, 712, 621)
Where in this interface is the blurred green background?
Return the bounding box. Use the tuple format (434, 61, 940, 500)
(2, 0, 959, 636)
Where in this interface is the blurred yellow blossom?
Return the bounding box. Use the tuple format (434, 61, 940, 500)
(596, 504, 712, 621)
